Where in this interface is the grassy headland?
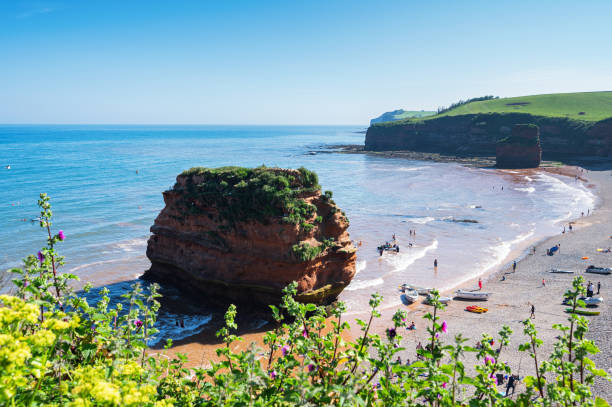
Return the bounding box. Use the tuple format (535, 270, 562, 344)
(366, 92, 612, 157)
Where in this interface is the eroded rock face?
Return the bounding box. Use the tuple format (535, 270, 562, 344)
(144, 167, 356, 307)
(496, 124, 542, 168)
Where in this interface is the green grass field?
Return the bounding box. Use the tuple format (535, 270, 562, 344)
(394, 110, 436, 119)
(434, 91, 612, 122)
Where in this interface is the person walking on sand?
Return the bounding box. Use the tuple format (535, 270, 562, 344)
(529, 303, 535, 319)
(513, 261, 517, 272)
(478, 278, 482, 290)
(542, 278, 546, 287)
(597, 281, 601, 295)
(569, 224, 573, 232)
(434, 259, 438, 268)
(506, 374, 517, 396)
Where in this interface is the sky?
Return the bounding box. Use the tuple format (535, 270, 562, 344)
(1, 0, 612, 125)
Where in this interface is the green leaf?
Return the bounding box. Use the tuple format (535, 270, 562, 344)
(596, 397, 610, 407)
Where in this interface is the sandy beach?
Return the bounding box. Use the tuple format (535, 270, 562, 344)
(163, 163, 611, 399)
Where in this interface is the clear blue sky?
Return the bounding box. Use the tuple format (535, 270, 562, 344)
(1, 0, 611, 124)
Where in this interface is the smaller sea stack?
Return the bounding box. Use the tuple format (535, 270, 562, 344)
(496, 124, 542, 168)
(144, 166, 357, 307)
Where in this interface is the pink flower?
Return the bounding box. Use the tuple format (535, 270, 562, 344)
(302, 328, 308, 338)
(489, 373, 498, 385)
(37, 251, 44, 264)
(58, 230, 65, 241)
(281, 345, 290, 356)
(441, 321, 448, 333)
(484, 356, 496, 365)
(134, 319, 143, 328)
(441, 382, 447, 389)
(270, 370, 277, 379)
(307, 363, 316, 372)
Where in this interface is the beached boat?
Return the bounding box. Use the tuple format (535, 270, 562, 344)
(585, 266, 612, 275)
(566, 308, 600, 316)
(550, 268, 574, 274)
(401, 284, 432, 296)
(465, 305, 488, 313)
(454, 290, 491, 301)
(425, 294, 451, 305)
(581, 296, 604, 306)
(401, 289, 419, 304)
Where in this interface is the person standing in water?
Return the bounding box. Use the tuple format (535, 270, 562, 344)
(512, 261, 517, 272)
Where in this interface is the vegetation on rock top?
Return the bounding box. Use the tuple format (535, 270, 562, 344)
(175, 165, 323, 226)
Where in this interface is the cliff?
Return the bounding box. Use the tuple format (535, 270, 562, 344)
(365, 113, 612, 158)
(496, 124, 542, 168)
(144, 166, 357, 307)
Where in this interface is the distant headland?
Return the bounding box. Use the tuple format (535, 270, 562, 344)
(366, 91, 612, 159)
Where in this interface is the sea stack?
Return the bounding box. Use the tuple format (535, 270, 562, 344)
(144, 166, 356, 307)
(496, 124, 542, 168)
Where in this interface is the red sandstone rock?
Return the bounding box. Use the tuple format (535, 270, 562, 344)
(496, 124, 542, 168)
(144, 167, 356, 307)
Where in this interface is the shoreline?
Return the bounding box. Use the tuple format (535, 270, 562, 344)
(161, 162, 610, 401)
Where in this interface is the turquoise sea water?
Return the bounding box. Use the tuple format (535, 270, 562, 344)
(0, 125, 596, 343)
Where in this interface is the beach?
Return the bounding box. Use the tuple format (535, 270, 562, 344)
(163, 163, 611, 400)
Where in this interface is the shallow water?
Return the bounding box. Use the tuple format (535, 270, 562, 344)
(0, 125, 595, 342)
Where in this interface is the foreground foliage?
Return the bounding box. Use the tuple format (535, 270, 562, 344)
(1, 195, 610, 406)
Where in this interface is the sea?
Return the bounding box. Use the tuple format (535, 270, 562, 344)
(0, 125, 596, 345)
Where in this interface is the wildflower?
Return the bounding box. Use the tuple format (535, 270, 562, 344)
(58, 230, 65, 241)
(387, 327, 397, 339)
(91, 324, 96, 333)
(281, 345, 290, 356)
(441, 382, 448, 389)
(134, 319, 143, 328)
(307, 363, 316, 372)
(270, 370, 277, 379)
(441, 320, 448, 333)
(484, 356, 496, 365)
(37, 251, 44, 264)
(302, 327, 308, 338)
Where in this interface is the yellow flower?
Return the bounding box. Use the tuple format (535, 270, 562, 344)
(29, 329, 56, 348)
(90, 380, 121, 404)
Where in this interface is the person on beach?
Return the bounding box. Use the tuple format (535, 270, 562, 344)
(529, 303, 535, 319)
(407, 321, 416, 330)
(587, 282, 594, 297)
(532, 246, 536, 254)
(582, 212, 584, 217)
(563, 226, 566, 234)
(542, 278, 546, 287)
(478, 278, 482, 290)
(512, 261, 516, 272)
(557, 243, 560, 254)
(569, 224, 573, 232)
(597, 282, 601, 294)
(434, 259, 438, 268)
(506, 374, 517, 396)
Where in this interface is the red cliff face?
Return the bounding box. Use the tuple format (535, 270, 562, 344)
(144, 167, 356, 307)
(496, 124, 542, 169)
